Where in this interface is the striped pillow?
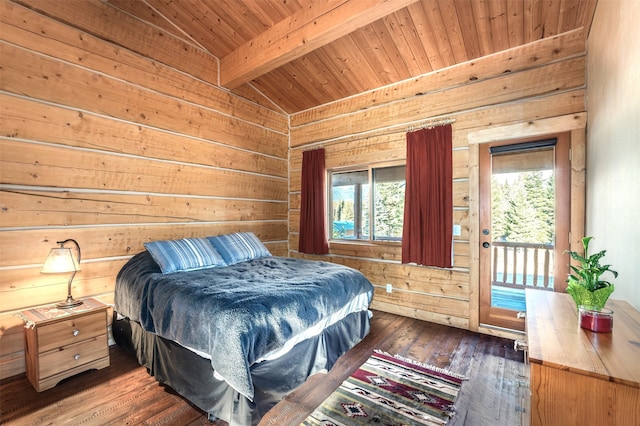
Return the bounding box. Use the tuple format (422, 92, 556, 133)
(144, 237, 226, 274)
(208, 232, 271, 265)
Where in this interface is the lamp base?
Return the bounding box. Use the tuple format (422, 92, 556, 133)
(57, 296, 83, 309)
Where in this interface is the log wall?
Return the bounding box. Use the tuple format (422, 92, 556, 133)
(289, 28, 587, 338)
(0, 0, 288, 379)
(0, 0, 588, 381)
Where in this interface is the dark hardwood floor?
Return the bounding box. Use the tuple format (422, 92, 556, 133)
(1, 311, 525, 425)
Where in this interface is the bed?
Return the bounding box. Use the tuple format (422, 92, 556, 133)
(112, 233, 374, 425)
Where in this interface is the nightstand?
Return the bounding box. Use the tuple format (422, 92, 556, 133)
(20, 297, 110, 392)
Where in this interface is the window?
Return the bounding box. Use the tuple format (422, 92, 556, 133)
(330, 164, 406, 242)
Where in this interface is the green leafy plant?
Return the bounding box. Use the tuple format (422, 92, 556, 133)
(565, 236, 618, 309)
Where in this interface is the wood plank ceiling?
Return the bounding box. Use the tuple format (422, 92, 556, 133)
(106, 0, 597, 114)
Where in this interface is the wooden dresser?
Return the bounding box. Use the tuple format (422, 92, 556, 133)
(524, 290, 640, 425)
(20, 298, 110, 392)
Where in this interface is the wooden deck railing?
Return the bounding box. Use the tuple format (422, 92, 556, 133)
(492, 241, 555, 290)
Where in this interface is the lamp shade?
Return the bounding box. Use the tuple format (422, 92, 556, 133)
(41, 247, 80, 274)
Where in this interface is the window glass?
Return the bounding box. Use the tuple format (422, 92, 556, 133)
(373, 165, 406, 241)
(330, 165, 405, 242)
(331, 170, 369, 239)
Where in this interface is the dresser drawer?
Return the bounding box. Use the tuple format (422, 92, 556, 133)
(38, 334, 109, 379)
(37, 311, 106, 352)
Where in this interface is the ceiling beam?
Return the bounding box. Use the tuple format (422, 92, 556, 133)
(219, 0, 419, 89)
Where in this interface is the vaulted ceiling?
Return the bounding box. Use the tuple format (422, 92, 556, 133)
(107, 0, 597, 114)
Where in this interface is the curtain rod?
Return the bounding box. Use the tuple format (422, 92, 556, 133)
(407, 117, 456, 132)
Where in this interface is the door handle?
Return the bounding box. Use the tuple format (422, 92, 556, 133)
(482, 242, 490, 248)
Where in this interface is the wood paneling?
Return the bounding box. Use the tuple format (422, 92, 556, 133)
(107, 0, 594, 113)
(291, 28, 587, 125)
(220, 0, 419, 88)
(0, 43, 287, 158)
(0, 0, 593, 382)
(288, 28, 587, 335)
(0, 2, 287, 133)
(10, 0, 218, 85)
(290, 56, 585, 146)
(1, 95, 287, 177)
(0, 0, 289, 380)
(0, 139, 287, 200)
(0, 190, 287, 227)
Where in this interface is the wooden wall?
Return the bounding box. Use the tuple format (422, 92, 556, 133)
(0, 0, 589, 382)
(0, 0, 288, 379)
(289, 28, 587, 338)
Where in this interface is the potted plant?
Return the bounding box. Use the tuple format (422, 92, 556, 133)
(565, 236, 618, 310)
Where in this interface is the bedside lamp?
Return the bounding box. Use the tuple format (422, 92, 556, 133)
(41, 239, 83, 309)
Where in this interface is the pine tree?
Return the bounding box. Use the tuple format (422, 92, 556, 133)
(374, 182, 405, 238)
(491, 176, 509, 240)
(495, 171, 555, 244)
(504, 177, 539, 242)
(523, 172, 550, 243)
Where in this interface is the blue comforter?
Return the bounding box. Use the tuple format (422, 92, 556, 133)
(114, 252, 373, 401)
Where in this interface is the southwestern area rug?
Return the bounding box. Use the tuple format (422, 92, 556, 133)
(301, 350, 467, 426)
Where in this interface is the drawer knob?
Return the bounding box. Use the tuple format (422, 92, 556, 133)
(72, 329, 80, 337)
(74, 354, 81, 360)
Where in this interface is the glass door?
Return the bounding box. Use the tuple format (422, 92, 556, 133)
(479, 135, 570, 331)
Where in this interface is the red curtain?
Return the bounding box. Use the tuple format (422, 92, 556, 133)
(299, 148, 329, 254)
(402, 125, 453, 267)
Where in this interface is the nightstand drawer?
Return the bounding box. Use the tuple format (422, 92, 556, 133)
(39, 334, 109, 379)
(21, 298, 111, 391)
(37, 311, 106, 352)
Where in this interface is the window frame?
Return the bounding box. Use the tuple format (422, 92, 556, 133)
(327, 160, 406, 245)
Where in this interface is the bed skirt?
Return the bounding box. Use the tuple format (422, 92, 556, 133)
(112, 310, 370, 425)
